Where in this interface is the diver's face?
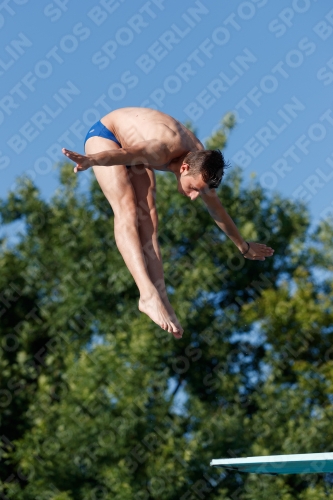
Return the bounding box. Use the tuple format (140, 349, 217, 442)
(177, 164, 208, 201)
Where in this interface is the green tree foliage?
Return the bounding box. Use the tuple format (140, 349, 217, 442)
(204, 112, 236, 150)
(1, 119, 332, 499)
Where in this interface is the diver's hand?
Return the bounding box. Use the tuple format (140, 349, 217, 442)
(240, 242, 274, 261)
(62, 148, 98, 173)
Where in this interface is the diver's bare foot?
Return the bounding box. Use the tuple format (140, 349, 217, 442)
(162, 296, 181, 323)
(154, 285, 183, 337)
(139, 293, 183, 339)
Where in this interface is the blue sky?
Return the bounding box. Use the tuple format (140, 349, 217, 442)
(1, 0, 333, 228)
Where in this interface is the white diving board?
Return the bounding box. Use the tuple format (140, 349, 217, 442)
(210, 453, 333, 474)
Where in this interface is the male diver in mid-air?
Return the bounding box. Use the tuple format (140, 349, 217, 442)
(62, 107, 274, 339)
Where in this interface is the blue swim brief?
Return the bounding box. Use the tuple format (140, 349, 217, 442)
(84, 120, 131, 168)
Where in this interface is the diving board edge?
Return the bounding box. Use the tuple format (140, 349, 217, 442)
(210, 453, 333, 474)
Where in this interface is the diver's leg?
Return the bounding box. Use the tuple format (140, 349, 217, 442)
(85, 136, 183, 338)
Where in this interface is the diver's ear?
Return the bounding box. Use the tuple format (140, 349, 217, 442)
(180, 163, 190, 173)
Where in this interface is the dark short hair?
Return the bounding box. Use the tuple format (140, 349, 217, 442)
(184, 150, 228, 189)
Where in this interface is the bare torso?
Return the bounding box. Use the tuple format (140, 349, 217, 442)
(100, 107, 204, 171)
